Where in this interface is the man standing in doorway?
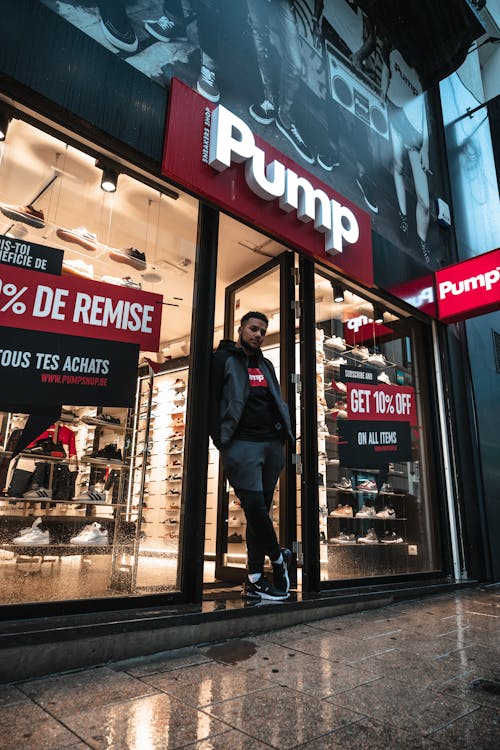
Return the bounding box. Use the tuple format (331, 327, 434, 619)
(210, 312, 293, 601)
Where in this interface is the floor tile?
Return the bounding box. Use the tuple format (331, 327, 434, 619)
(204, 685, 362, 747)
(0, 684, 31, 707)
(60, 692, 230, 750)
(429, 705, 500, 748)
(0, 701, 80, 750)
(113, 646, 213, 677)
(293, 717, 441, 749)
(327, 678, 480, 736)
(182, 728, 274, 749)
(18, 666, 158, 717)
(285, 631, 397, 667)
(142, 661, 273, 707)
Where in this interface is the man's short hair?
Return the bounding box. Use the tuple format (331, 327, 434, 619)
(240, 311, 269, 327)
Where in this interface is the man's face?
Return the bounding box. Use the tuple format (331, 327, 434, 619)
(238, 317, 268, 351)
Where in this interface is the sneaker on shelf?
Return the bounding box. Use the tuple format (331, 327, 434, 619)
(168, 458, 182, 467)
(84, 413, 121, 427)
(327, 356, 348, 369)
(350, 346, 370, 361)
(317, 147, 340, 172)
(166, 474, 182, 481)
(100, 4, 138, 52)
(228, 516, 240, 527)
(377, 371, 391, 385)
(85, 443, 123, 463)
(356, 479, 377, 492)
(317, 422, 330, 437)
(15, 517, 43, 537)
(333, 477, 352, 491)
(376, 506, 396, 519)
(101, 275, 142, 290)
(276, 111, 314, 165)
(60, 408, 78, 421)
(324, 336, 347, 351)
(357, 528, 379, 544)
(272, 547, 291, 593)
(144, 14, 187, 42)
(242, 575, 289, 601)
(330, 532, 356, 544)
(332, 380, 347, 393)
(168, 443, 183, 454)
(355, 505, 376, 518)
(173, 378, 186, 391)
(380, 483, 394, 495)
(173, 393, 186, 407)
(56, 226, 97, 252)
(229, 499, 240, 509)
(329, 504, 353, 517)
(167, 488, 180, 496)
(169, 502, 180, 510)
(62, 259, 94, 279)
(75, 487, 107, 504)
(227, 532, 243, 543)
(355, 175, 379, 214)
(367, 352, 387, 367)
(196, 65, 220, 103)
(109, 247, 146, 270)
(331, 406, 348, 419)
(70, 522, 108, 546)
(0, 203, 45, 228)
(168, 430, 184, 439)
(12, 523, 50, 545)
(249, 98, 276, 125)
(380, 531, 404, 544)
(22, 487, 52, 499)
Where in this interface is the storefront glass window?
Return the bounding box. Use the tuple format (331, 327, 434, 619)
(0, 116, 198, 604)
(314, 272, 441, 581)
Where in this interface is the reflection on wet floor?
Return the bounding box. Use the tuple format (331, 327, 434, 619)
(1, 585, 499, 749)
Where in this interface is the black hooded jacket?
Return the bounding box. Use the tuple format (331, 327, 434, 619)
(209, 340, 293, 449)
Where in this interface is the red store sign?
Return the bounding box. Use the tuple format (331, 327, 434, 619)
(162, 78, 373, 287)
(347, 383, 417, 425)
(435, 247, 500, 323)
(0, 265, 162, 351)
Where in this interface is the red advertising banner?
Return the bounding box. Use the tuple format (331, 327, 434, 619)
(436, 247, 500, 323)
(162, 78, 373, 287)
(347, 383, 416, 425)
(0, 265, 162, 351)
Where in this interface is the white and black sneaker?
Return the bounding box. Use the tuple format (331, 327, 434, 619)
(276, 112, 314, 165)
(144, 15, 187, 42)
(242, 575, 289, 601)
(249, 99, 276, 125)
(100, 5, 138, 53)
(356, 175, 379, 214)
(196, 66, 220, 103)
(272, 548, 292, 593)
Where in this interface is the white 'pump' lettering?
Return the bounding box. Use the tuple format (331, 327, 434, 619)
(208, 104, 360, 255)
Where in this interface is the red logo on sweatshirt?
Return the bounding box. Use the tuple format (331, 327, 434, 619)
(248, 368, 268, 387)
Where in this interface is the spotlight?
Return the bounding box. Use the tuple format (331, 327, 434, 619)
(333, 284, 344, 303)
(373, 306, 384, 324)
(96, 160, 119, 192)
(0, 104, 12, 141)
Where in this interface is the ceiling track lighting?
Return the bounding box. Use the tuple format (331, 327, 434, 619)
(373, 306, 384, 324)
(0, 103, 12, 142)
(332, 284, 344, 303)
(96, 159, 119, 193)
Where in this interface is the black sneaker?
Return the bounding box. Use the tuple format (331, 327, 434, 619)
(276, 112, 314, 165)
(228, 532, 243, 543)
(87, 443, 123, 463)
(317, 149, 340, 172)
(197, 65, 220, 103)
(399, 210, 409, 235)
(249, 99, 276, 125)
(356, 176, 379, 213)
(272, 548, 292, 593)
(144, 15, 187, 42)
(242, 575, 289, 601)
(100, 6, 138, 53)
(109, 247, 146, 270)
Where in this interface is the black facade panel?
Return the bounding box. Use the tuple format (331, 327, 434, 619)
(0, 0, 166, 162)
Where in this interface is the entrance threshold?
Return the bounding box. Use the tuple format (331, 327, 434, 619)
(0, 578, 477, 682)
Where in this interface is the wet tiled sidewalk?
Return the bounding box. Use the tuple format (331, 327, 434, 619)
(1, 586, 499, 749)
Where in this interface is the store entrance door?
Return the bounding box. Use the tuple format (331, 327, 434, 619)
(211, 254, 297, 585)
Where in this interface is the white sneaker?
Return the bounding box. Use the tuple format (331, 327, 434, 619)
(13, 524, 50, 545)
(376, 507, 396, 519)
(355, 505, 376, 518)
(16, 517, 43, 537)
(357, 528, 379, 544)
(70, 522, 108, 546)
(367, 352, 386, 367)
(350, 346, 369, 360)
(56, 226, 98, 252)
(324, 336, 346, 351)
(377, 371, 391, 385)
(23, 488, 52, 499)
(327, 357, 347, 368)
(75, 488, 107, 504)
